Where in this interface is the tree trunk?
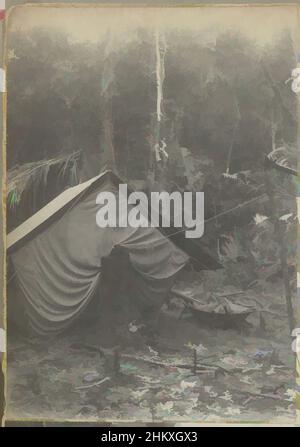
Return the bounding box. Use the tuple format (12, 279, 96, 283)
(266, 174, 295, 333)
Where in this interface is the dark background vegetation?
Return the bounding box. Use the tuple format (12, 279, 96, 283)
(6, 27, 298, 292)
(6, 28, 297, 175)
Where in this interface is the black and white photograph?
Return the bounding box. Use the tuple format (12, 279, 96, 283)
(3, 4, 300, 424)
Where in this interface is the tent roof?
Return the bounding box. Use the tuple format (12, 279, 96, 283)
(7, 170, 116, 251)
(7, 169, 221, 270)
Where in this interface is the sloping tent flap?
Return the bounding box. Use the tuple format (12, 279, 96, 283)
(10, 177, 188, 335)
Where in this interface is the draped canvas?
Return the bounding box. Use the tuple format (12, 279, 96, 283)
(10, 182, 188, 335)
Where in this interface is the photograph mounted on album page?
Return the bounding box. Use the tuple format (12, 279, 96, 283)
(2, 3, 300, 425)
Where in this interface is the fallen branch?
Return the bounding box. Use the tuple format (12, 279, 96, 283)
(171, 288, 206, 307)
(240, 389, 285, 404)
(75, 376, 111, 391)
(70, 342, 227, 374)
(215, 291, 244, 298)
(123, 353, 217, 373)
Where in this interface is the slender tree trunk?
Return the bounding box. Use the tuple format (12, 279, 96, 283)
(102, 102, 116, 170)
(265, 119, 295, 333)
(149, 29, 167, 189)
(101, 31, 116, 171)
(226, 94, 240, 174)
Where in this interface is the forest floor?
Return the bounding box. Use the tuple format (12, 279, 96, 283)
(5, 277, 297, 425)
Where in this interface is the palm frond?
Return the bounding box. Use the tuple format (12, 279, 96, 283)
(7, 150, 82, 210)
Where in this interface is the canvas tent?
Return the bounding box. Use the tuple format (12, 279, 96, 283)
(7, 171, 195, 335)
